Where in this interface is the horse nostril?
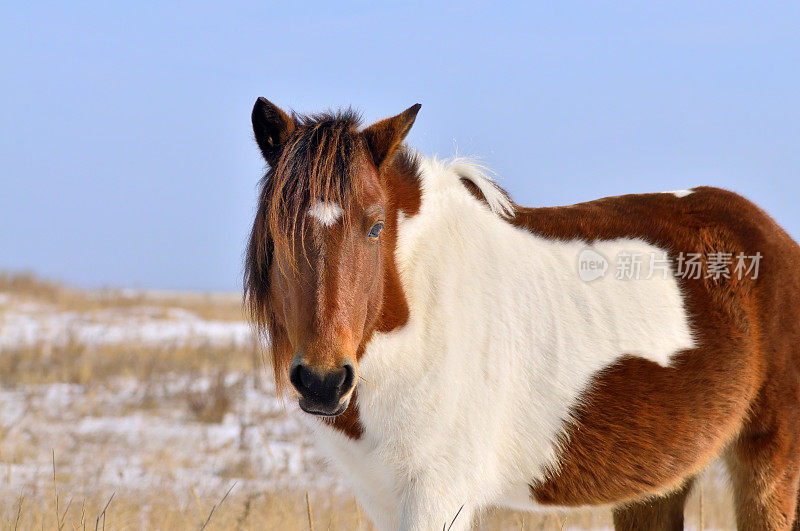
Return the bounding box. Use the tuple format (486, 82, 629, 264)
(289, 363, 313, 395)
(300, 366, 316, 391)
(331, 367, 347, 388)
(341, 363, 355, 393)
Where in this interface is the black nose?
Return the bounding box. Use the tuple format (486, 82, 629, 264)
(289, 361, 355, 416)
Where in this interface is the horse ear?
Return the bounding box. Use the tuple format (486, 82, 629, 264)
(362, 103, 421, 169)
(252, 97, 295, 166)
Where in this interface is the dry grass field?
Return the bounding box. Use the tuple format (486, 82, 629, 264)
(0, 273, 736, 529)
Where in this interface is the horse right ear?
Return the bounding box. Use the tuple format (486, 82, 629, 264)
(362, 103, 421, 170)
(252, 97, 295, 166)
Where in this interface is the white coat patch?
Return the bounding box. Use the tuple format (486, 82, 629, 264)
(668, 189, 694, 198)
(308, 201, 343, 226)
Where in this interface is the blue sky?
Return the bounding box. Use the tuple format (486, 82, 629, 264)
(1, 2, 798, 291)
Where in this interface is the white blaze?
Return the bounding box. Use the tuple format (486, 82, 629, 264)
(308, 201, 343, 227)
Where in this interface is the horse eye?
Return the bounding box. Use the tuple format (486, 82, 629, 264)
(368, 221, 384, 239)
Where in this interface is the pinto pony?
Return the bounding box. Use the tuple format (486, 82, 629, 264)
(245, 98, 800, 530)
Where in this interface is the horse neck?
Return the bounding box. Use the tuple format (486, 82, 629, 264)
(370, 157, 553, 372)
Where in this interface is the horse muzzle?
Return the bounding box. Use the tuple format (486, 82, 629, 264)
(289, 358, 356, 417)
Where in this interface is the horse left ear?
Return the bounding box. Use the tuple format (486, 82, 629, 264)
(252, 97, 295, 167)
(362, 103, 421, 169)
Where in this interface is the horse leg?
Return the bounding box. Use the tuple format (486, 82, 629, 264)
(725, 387, 800, 530)
(612, 478, 694, 531)
(398, 479, 475, 531)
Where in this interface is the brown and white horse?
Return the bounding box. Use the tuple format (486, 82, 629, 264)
(245, 98, 800, 530)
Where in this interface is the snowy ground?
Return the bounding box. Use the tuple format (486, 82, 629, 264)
(0, 294, 251, 350)
(0, 374, 342, 501)
(0, 288, 344, 507)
